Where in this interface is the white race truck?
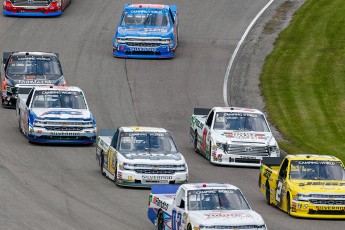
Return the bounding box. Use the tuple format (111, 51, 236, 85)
(96, 126, 188, 187)
(190, 107, 280, 167)
(148, 183, 267, 230)
(16, 85, 97, 144)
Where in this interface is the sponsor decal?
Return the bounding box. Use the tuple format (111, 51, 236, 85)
(153, 197, 169, 210)
(128, 10, 165, 14)
(191, 116, 204, 130)
(317, 206, 345, 211)
(142, 175, 173, 180)
(298, 161, 337, 165)
(143, 28, 168, 33)
(18, 80, 52, 84)
(223, 112, 258, 118)
(40, 91, 78, 95)
(51, 132, 79, 136)
(263, 168, 272, 179)
(204, 213, 251, 219)
(240, 156, 256, 159)
(224, 132, 268, 140)
(129, 47, 156, 52)
(41, 110, 82, 116)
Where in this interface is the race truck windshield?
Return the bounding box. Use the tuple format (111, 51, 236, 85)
(213, 112, 270, 132)
(6, 56, 62, 80)
(121, 10, 170, 26)
(290, 160, 345, 180)
(31, 90, 87, 109)
(188, 189, 250, 211)
(119, 132, 178, 154)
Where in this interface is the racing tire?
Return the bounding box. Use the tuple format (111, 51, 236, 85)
(208, 141, 213, 164)
(113, 164, 118, 184)
(100, 152, 106, 176)
(193, 130, 199, 153)
(265, 182, 271, 205)
(157, 210, 164, 230)
(18, 116, 22, 133)
(287, 193, 291, 215)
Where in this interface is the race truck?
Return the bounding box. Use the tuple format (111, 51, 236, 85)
(16, 85, 97, 144)
(148, 183, 267, 230)
(1, 51, 67, 108)
(190, 107, 280, 167)
(3, 0, 71, 17)
(259, 154, 345, 219)
(113, 3, 178, 58)
(95, 127, 188, 187)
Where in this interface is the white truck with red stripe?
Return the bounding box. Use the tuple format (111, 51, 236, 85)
(148, 183, 267, 230)
(190, 107, 280, 167)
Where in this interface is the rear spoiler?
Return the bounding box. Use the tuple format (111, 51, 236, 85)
(100, 129, 117, 137)
(262, 157, 285, 166)
(151, 184, 181, 195)
(194, 108, 211, 116)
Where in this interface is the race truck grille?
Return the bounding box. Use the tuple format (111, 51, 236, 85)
(45, 126, 84, 131)
(226, 144, 269, 156)
(10, 0, 51, 6)
(135, 169, 176, 174)
(310, 199, 345, 205)
(119, 37, 170, 47)
(38, 121, 90, 126)
(126, 42, 160, 47)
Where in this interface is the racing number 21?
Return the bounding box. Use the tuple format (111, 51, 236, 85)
(171, 210, 182, 230)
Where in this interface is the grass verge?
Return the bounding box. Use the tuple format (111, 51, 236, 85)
(260, 0, 345, 161)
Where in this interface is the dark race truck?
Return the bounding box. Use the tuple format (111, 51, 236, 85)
(1, 51, 66, 108)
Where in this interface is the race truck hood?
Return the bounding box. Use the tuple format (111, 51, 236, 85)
(31, 108, 93, 121)
(121, 152, 183, 161)
(189, 210, 265, 226)
(290, 180, 345, 193)
(213, 130, 273, 145)
(117, 26, 173, 37)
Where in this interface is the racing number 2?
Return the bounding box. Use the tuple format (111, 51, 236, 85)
(275, 181, 283, 203)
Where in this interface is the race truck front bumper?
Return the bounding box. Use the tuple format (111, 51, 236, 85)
(116, 164, 188, 187)
(113, 37, 176, 59)
(28, 125, 97, 144)
(290, 194, 345, 219)
(3, 2, 62, 17)
(210, 144, 280, 167)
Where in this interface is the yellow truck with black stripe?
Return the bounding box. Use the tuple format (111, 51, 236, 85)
(258, 154, 345, 218)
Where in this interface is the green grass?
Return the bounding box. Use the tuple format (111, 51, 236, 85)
(260, 0, 345, 161)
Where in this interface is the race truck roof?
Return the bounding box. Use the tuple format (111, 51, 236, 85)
(33, 85, 82, 92)
(180, 183, 240, 191)
(284, 154, 341, 161)
(8, 51, 58, 58)
(120, 126, 168, 133)
(126, 4, 169, 9)
(211, 107, 264, 114)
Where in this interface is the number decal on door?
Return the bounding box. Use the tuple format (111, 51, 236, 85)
(171, 210, 181, 230)
(202, 129, 207, 151)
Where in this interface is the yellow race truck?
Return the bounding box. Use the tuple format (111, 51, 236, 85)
(258, 154, 345, 218)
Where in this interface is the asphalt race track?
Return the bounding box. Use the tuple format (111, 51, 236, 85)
(0, 0, 343, 229)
